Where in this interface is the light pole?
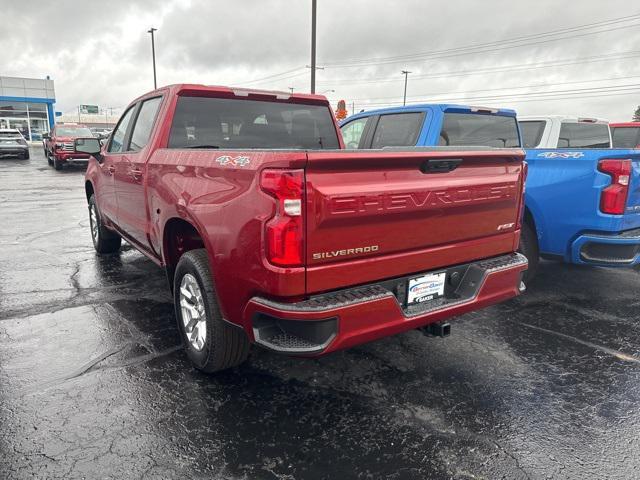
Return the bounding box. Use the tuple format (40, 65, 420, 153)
(401, 70, 411, 106)
(289, 87, 295, 93)
(310, 0, 317, 93)
(148, 27, 158, 90)
(322, 89, 335, 94)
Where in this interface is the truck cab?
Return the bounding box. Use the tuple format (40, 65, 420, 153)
(341, 104, 520, 150)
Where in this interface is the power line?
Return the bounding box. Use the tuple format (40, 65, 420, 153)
(318, 50, 640, 86)
(346, 74, 640, 103)
(242, 67, 307, 85)
(321, 13, 640, 68)
(355, 84, 640, 108)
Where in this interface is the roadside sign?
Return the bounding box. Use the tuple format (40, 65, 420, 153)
(80, 105, 99, 114)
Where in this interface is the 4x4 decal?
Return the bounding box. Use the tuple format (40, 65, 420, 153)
(216, 155, 251, 167)
(537, 151, 584, 159)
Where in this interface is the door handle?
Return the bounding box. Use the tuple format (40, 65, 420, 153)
(107, 165, 115, 175)
(420, 158, 463, 174)
(130, 169, 143, 180)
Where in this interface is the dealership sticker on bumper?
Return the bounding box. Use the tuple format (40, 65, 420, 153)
(407, 272, 446, 305)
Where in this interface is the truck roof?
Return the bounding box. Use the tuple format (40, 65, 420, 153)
(134, 84, 330, 105)
(519, 115, 609, 124)
(345, 103, 517, 123)
(610, 122, 640, 128)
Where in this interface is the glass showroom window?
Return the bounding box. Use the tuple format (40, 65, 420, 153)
(27, 103, 50, 141)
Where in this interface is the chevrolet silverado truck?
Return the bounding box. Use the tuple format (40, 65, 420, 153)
(518, 116, 640, 278)
(78, 85, 527, 372)
(611, 122, 640, 148)
(43, 123, 95, 170)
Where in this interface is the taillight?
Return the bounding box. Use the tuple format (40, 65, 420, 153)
(260, 169, 304, 267)
(598, 159, 631, 215)
(516, 161, 528, 229)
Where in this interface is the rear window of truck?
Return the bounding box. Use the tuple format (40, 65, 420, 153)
(558, 122, 610, 148)
(439, 113, 520, 148)
(168, 96, 340, 149)
(519, 121, 546, 148)
(612, 127, 640, 148)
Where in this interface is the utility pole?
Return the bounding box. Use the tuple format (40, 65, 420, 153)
(401, 70, 411, 106)
(352, 101, 355, 115)
(310, 0, 317, 93)
(148, 27, 158, 89)
(289, 87, 295, 93)
(77, 105, 81, 123)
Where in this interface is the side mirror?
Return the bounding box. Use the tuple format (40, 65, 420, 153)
(75, 137, 103, 162)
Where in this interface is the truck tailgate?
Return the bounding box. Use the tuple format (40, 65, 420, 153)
(305, 148, 525, 293)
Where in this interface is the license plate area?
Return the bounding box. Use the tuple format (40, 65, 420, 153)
(407, 271, 446, 306)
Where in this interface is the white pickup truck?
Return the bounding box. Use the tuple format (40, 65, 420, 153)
(518, 115, 611, 149)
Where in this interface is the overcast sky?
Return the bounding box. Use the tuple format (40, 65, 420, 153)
(3, 0, 640, 121)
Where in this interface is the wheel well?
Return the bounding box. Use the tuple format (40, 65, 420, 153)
(163, 218, 206, 289)
(85, 181, 94, 202)
(524, 206, 536, 233)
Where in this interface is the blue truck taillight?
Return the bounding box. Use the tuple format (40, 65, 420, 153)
(598, 159, 631, 215)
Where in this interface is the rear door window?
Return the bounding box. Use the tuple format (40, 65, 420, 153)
(558, 122, 610, 148)
(440, 113, 520, 147)
(168, 96, 340, 149)
(340, 117, 369, 149)
(370, 113, 423, 148)
(519, 121, 546, 148)
(612, 127, 640, 148)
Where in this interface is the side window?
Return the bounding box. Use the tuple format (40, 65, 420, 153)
(558, 122, 610, 148)
(129, 97, 162, 152)
(519, 121, 546, 148)
(370, 113, 423, 148)
(108, 106, 136, 153)
(340, 117, 369, 149)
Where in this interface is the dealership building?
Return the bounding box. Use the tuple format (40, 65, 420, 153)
(0, 75, 55, 141)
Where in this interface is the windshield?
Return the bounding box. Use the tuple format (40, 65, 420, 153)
(168, 96, 340, 149)
(55, 127, 93, 137)
(439, 113, 520, 148)
(611, 127, 640, 148)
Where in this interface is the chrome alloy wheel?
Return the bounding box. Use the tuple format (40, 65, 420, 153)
(89, 203, 99, 243)
(179, 273, 207, 351)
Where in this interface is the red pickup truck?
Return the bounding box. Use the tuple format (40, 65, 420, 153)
(78, 84, 527, 372)
(43, 123, 94, 170)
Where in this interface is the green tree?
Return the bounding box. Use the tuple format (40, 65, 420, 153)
(633, 106, 640, 122)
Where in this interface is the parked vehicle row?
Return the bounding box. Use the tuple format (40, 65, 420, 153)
(31, 83, 636, 374)
(341, 107, 640, 280)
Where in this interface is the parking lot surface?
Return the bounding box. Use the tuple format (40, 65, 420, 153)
(1, 149, 639, 479)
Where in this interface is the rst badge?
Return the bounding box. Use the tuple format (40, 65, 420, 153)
(216, 155, 251, 167)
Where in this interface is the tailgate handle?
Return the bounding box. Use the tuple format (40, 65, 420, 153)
(420, 159, 463, 174)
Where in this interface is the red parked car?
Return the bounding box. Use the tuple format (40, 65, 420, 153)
(610, 122, 640, 149)
(43, 123, 95, 170)
(78, 84, 528, 373)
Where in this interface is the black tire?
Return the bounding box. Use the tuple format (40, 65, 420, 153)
(88, 194, 121, 254)
(46, 151, 53, 166)
(174, 249, 250, 373)
(22, 151, 30, 160)
(519, 222, 539, 282)
(53, 157, 63, 170)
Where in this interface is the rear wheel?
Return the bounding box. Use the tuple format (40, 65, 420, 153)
(88, 195, 121, 254)
(174, 249, 250, 373)
(519, 222, 539, 282)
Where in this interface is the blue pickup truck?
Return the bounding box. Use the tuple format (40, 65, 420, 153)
(341, 105, 640, 280)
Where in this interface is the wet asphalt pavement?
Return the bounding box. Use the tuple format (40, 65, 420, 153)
(1, 149, 640, 480)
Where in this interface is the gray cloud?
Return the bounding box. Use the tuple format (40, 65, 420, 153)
(1, 0, 639, 120)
